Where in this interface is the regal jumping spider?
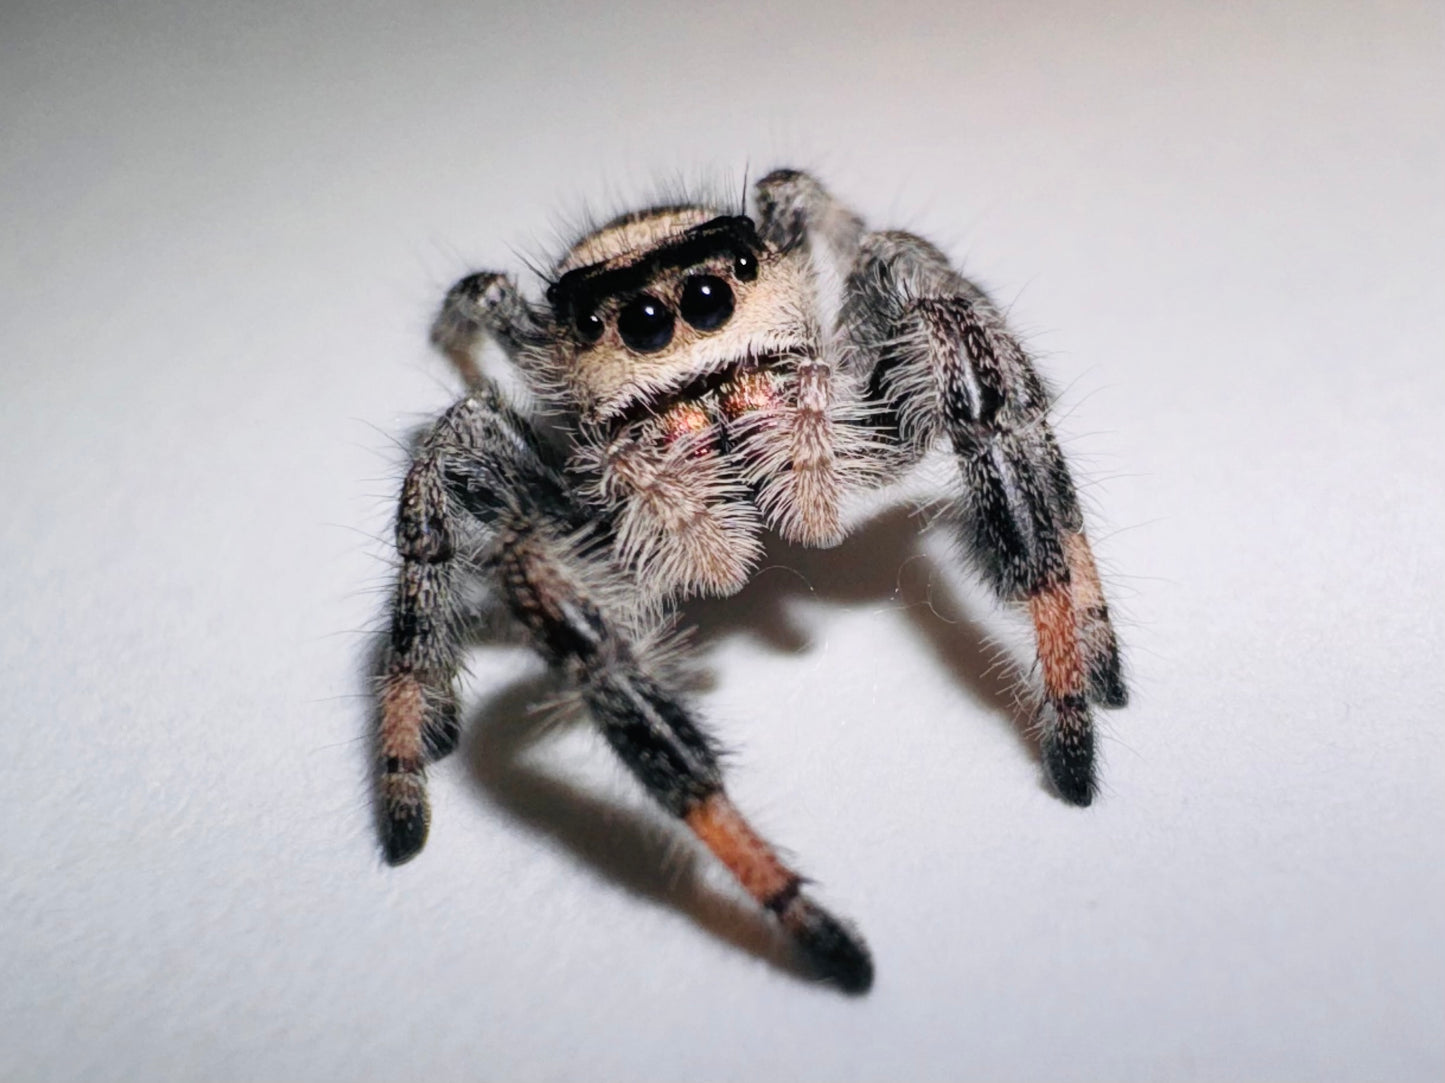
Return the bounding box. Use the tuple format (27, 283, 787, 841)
(376, 169, 1126, 993)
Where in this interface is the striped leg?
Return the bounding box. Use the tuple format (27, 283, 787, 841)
(834, 224, 1126, 806)
(914, 289, 1110, 803)
(1065, 531, 1128, 708)
(468, 497, 873, 992)
(377, 421, 469, 863)
(430, 270, 542, 388)
(382, 380, 872, 989)
(377, 385, 579, 863)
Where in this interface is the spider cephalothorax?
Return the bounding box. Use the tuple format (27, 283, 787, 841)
(376, 170, 1127, 993)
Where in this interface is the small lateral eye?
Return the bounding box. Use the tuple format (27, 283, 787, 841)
(732, 249, 758, 282)
(679, 275, 734, 331)
(574, 309, 604, 345)
(616, 294, 675, 353)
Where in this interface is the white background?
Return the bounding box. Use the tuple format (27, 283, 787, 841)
(2, 2, 1441, 1080)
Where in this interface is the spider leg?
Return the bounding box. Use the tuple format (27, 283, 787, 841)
(755, 170, 1125, 803)
(377, 399, 489, 864)
(430, 271, 544, 388)
(380, 384, 584, 859)
(1064, 530, 1128, 708)
(481, 523, 872, 990)
(754, 167, 865, 259)
(854, 234, 1125, 803)
(383, 382, 872, 990)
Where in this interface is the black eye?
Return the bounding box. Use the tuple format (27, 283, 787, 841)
(574, 309, 604, 345)
(732, 249, 758, 282)
(616, 294, 675, 353)
(678, 275, 735, 331)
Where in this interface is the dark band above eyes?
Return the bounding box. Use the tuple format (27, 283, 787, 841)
(547, 215, 760, 319)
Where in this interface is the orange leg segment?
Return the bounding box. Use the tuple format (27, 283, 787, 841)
(685, 793, 873, 992)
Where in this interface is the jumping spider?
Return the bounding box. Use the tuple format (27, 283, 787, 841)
(376, 169, 1126, 993)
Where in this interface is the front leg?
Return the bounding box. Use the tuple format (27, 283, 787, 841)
(383, 379, 872, 990)
(467, 507, 872, 991)
(851, 231, 1126, 803)
(755, 171, 1126, 803)
(430, 271, 546, 388)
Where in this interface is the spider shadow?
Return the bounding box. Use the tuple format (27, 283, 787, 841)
(458, 674, 812, 982)
(368, 506, 1037, 986)
(681, 506, 1040, 763)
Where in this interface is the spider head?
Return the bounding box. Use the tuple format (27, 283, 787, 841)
(546, 207, 816, 421)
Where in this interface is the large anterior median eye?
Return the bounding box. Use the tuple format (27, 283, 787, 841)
(679, 275, 734, 331)
(616, 294, 675, 353)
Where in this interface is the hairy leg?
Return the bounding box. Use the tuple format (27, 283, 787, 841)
(377, 394, 517, 863)
(913, 290, 1106, 801)
(1064, 531, 1128, 707)
(755, 170, 1125, 804)
(857, 237, 1124, 803)
(383, 379, 872, 989)
(430, 271, 543, 388)
(481, 517, 871, 988)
